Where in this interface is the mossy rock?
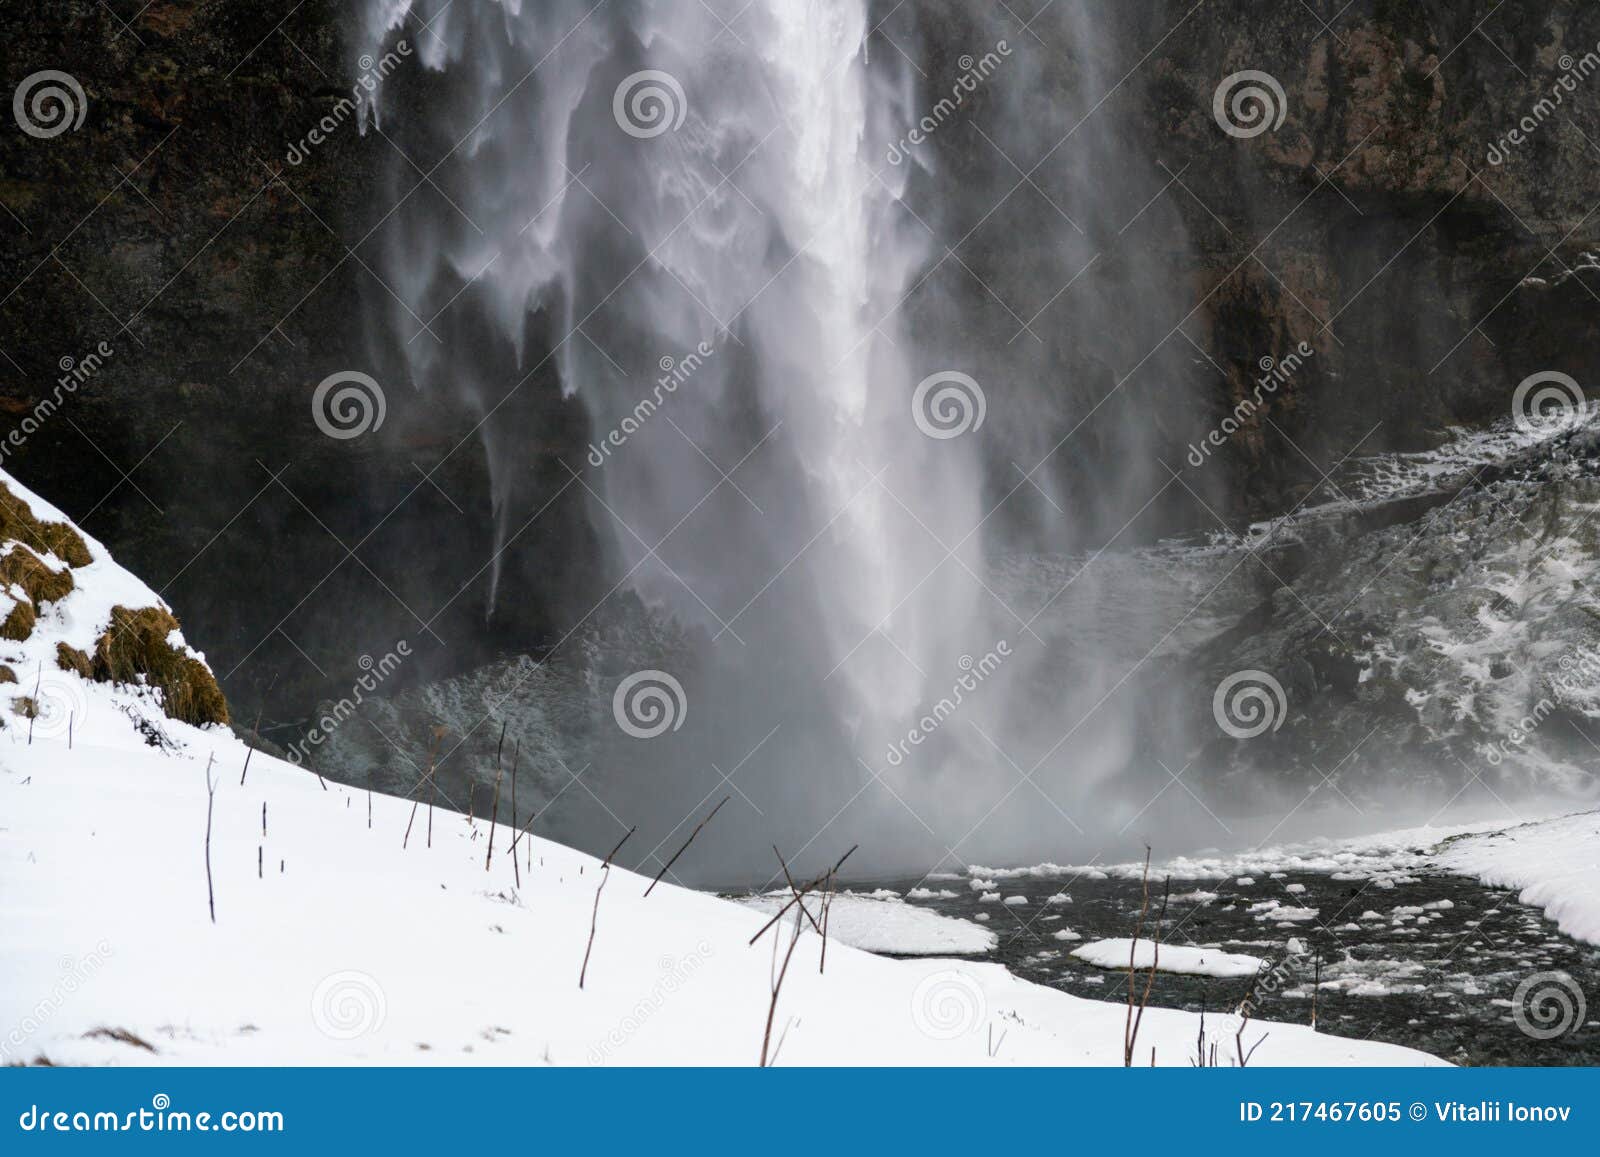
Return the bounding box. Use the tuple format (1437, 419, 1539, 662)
(92, 605, 229, 727)
(0, 482, 92, 568)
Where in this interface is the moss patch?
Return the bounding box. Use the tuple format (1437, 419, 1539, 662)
(0, 482, 92, 567)
(1, 599, 35, 642)
(56, 643, 92, 678)
(91, 606, 229, 726)
(0, 544, 75, 605)
(0, 665, 14, 684)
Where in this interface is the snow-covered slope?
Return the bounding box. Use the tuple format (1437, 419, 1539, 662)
(0, 468, 1443, 1067)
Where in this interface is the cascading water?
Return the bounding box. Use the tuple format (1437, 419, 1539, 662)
(353, 0, 1206, 877)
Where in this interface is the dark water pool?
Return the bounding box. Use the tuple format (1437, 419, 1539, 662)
(866, 868, 1598, 1065)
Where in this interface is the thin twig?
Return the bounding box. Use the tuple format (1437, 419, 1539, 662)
(509, 740, 521, 889)
(579, 826, 636, 989)
(644, 796, 730, 897)
(760, 905, 804, 1066)
(819, 868, 835, 974)
(773, 846, 822, 934)
(203, 755, 217, 924)
(749, 845, 857, 945)
(1124, 847, 1152, 1067)
(403, 726, 445, 850)
(427, 724, 445, 846)
(486, 722, 506, 871)
(1311, 946, 1321, 1029)
(239, 673, 277, 785)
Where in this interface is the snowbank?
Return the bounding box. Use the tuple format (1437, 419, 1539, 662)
(1437, 811, 1600, 946)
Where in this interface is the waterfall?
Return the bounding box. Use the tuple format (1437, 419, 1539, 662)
(354, 1, 1199, 874)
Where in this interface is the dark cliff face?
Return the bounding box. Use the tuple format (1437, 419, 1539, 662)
(2, 2, 1596, 810)
(1148, 0, 1600, 517)
(0, 1, 602, 739)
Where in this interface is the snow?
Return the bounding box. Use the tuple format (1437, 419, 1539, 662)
(1069, 940, 1266, 979)
(1437, 810, 1600, 945)
(0, 724, 1444, 1065)
(736, 891, 995, 956)
(0, 466, 1450, 1067)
